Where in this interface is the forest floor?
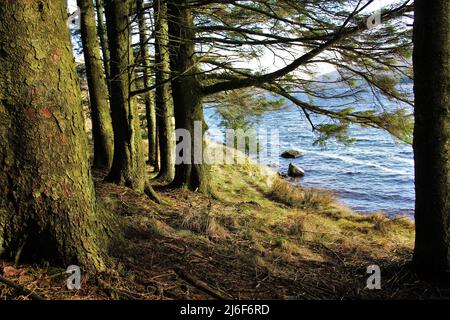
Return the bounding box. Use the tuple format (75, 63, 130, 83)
(1, 144, 449, 300)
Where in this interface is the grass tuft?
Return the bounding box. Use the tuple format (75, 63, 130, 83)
(268, 178, 335, 210)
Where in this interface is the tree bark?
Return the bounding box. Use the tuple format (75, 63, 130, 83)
(168, 0, 210, 192)
(95, 0, 111, 95)
(78, 0, 114, 170)
(155, 121, 161, 172)
(104, 0, 160, 202)
(413, 0, 450, 280)
(136, 0, 157, 166)
(154, 0, 175, 182)
(0, 1, 106, 269)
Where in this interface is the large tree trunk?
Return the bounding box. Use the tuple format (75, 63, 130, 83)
(78, 0, 114, 170)
(0, 1, 106, 269)
(413, 0, 450, 280)
(168, 0, 210, 192)
(95, 0, 111, 95)
(154, 0, 175, 182)
(136, 0, 157, 166)
(104, 0, 160, 201)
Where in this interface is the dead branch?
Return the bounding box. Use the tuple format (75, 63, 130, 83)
(0, 276, 43, 300)
(174, 267, 232, 300)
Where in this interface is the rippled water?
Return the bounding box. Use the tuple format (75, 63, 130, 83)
(204, 88, 415, 217)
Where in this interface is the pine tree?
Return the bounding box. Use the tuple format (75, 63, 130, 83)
(78, 0, 114, 170)
(104, 0, 161, 202)
(137, 0, 157, 166)
(412, 0, 450, 280)
(154, 0, 176, 182)
(168, 0, 210, 192)
(0, 0, 107, 269)
(95, 0, 111, 94)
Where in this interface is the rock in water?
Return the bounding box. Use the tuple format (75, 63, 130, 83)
(281, 149, 304, 159)
(288, 163, 305, 177)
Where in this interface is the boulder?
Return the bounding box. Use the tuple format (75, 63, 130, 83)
(288, 163, 305, 177)
(281, 149, 304, 159)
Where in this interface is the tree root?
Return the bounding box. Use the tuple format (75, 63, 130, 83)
(145, 183, 168, 205)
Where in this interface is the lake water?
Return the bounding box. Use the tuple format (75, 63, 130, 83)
(204, 87, 415, 217)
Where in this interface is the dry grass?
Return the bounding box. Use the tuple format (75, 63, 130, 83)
(180, 206, 230, 239)
(268, 178, 335, 210)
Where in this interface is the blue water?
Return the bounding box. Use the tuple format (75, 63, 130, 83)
(204, 87, 415, 217)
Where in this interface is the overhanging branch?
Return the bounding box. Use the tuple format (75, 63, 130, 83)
(201, 3, 413, 96)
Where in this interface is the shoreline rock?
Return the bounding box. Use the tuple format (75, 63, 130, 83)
(281, 149, 304, 159)
(288, 163, 305, 177)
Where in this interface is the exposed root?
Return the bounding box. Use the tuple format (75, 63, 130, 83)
(144, 183, 167, 205)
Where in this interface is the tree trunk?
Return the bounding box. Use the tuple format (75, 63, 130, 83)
(145, 94, 157, 166)
(168, 0, 210, 192)
(155, 121, 161, 172)
(136, 0, 157, 166)
(95, 0, 111, 95)
(78, 0, 114, 170)
(154, 0, 175, 182)
(104, 0, 160, 202)
(413, 0, 450, 280)
(0, 1, 106, 269)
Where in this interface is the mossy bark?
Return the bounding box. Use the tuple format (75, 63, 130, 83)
(155, 121, 161, 171)
(154, 0, 175, 182)
(95, 0, 111, 95)
(104, 0, 160, 202)
(413, 0, 450, 280)
(78, 0, 114, 170)
(136, 0, 157, 166)
(0, 1, 106, 269)
(168, 0, 210, 192)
